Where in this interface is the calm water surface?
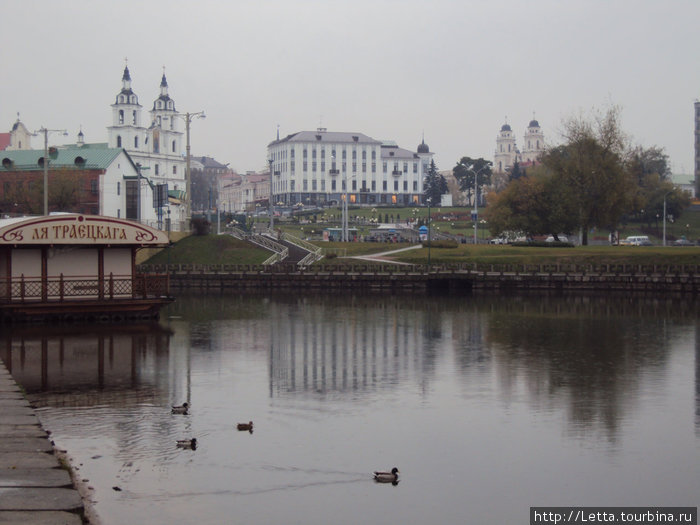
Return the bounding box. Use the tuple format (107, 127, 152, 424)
(2, 293, 699, 524)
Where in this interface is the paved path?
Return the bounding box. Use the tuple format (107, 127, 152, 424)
(0, 358, 85, 525)
(346, 244, 423, 265)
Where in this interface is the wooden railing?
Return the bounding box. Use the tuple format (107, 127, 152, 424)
(0, 274, 170, 303)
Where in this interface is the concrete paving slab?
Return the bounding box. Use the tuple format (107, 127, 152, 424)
(0, 452, 59, 469)
(0, 437, 53, 453)
(0, 510, 83, 525)
(0, 425, 47, 439)
(1, 415, 39, 426)
(0, 468, 73, 488)
(0, 487, 83, 511)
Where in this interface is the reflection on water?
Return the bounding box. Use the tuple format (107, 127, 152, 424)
(1, 293, 699, 525)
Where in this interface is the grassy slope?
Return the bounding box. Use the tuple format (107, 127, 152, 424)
(142, 234, 271, 265)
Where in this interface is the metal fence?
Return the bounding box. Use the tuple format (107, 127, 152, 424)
(0, 274, 170, 303)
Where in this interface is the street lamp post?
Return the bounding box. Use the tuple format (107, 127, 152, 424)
(662, 191, 672, 246)
(427, 197, 431, 268)
(180, 111, 206, 229)
(466, 164, 490, 245)
(268, 157, 274, 231)
(35, 127, 67, 215)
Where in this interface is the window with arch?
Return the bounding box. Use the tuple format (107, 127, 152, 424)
(172, 140, 176, 153)
(132, 111, 137, 124)
(119, 110, 124, 124)
(117, 135, 122, 148)
(134, 136, 139, 148)
(117, 182, 121, 196)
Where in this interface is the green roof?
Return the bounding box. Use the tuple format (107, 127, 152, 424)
(1, 143, 135, 172)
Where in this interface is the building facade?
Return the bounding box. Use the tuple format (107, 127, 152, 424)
(695, 100, 700, 198)
(107, 66, 187, 226)
(267, 129, 433, 207)
(0, 143, 158, 225)
(494, 119, 545, 173)
(0, 117, 33, 151)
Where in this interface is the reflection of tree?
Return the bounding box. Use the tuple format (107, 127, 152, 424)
(484, 297, 673, 443)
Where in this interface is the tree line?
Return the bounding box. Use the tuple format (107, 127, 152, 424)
(434, 106, 690, 245)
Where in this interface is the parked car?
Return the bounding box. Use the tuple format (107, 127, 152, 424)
(623, 235, 652, 246)
(489, 237, 506, 245)
(545, 235, 568, 243)
(673, 238, 695, 246)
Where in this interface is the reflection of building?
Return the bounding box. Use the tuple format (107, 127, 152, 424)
(267, 129, 433, 207)
(267, 297, 437, 395)
(0, 324, 171, 400)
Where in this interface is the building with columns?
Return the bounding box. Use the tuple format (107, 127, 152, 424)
(267, 129, 433, 207)
(494, 119, 545, 174)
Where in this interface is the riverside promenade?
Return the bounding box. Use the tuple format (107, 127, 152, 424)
(0, 359, 85, 525)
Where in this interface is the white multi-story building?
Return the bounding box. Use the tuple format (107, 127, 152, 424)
(267, 129, 433, 207)
(494, 119, 545, 173)
(107, 66, 187, 226)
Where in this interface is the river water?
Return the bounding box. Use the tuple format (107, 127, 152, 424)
(2, 293, 699, 524)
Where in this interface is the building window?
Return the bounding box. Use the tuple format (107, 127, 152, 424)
(291, 161, 295, 173)
(303, 180, 308, 191)
(172, 140, 176, 153)
(117, 136, 122, 148)
(332, 180, 336, 191)
(403, 181, 408, 191)
(135, 136, 139, 148)
(352, 162, 357, 172)
(173, 166, 177, 175)
(91, 180, 98, 195)
(394, 180, 399, 191)
(303, 149, 307, 158)
(372, 150, 376, 160)
(352, 180, 356, 190)
(413, 162, 417, 174)
(117, 182, 121, 195)
(155, 164, 160, 175)
(321, 180, 325, 191)
(321, 161, 325, 172)
(132, 111, 137, 124)
(312, 180, 317, 190)
(403, 162, 408, 173)
(312, 161, 316, 172)
(383, 162, 387, 173)
(362, 150, 366, 160)
(312, 149, 316, 159)
(362, 162, 366, 172)
(291, 149, 295, 158)
(413, 181, 418, 191)
(303, 161, 308, 172)
(119, 110, 124, 124)
(291, 180, 295, 191)
(352, 150, 357, 160)
(117, 209, 120, 218)
(383, 181, 387, 191)
(371, 181, 376, 191)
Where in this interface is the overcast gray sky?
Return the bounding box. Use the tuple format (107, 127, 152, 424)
(2, 0, 699, 177)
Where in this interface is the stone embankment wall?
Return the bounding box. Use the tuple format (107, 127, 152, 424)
(138, 263, 700, 294)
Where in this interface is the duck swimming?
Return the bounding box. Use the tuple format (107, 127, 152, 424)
(237, 421, 253, 432)
(373, 467, 399, 483)
(171, 403, 189, 415)
(176, 438, 197, 450)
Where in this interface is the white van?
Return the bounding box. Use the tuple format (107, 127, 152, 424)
(622, 235, 652, 246)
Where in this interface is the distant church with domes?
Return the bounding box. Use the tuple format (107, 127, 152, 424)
(493, 118, 545, 174)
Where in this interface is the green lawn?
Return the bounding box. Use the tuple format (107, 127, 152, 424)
(142, 234, 271, 266)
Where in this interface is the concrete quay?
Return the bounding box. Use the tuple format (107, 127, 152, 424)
(0, 358, 85, 525)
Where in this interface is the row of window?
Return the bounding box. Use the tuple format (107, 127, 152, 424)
(283, 179, 419, 192)
(115, 135, 178, 154)
(284, 160, 420, 174)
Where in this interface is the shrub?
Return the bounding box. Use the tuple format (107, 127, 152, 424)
(422, 240, 458, 249)
(191, 217, 211, 236)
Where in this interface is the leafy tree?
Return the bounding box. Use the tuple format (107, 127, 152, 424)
(485, 166, 577, 238)
(453, 157, 492, 206)
(540, 106, 635, 244)
(423, 160, 447, 205)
